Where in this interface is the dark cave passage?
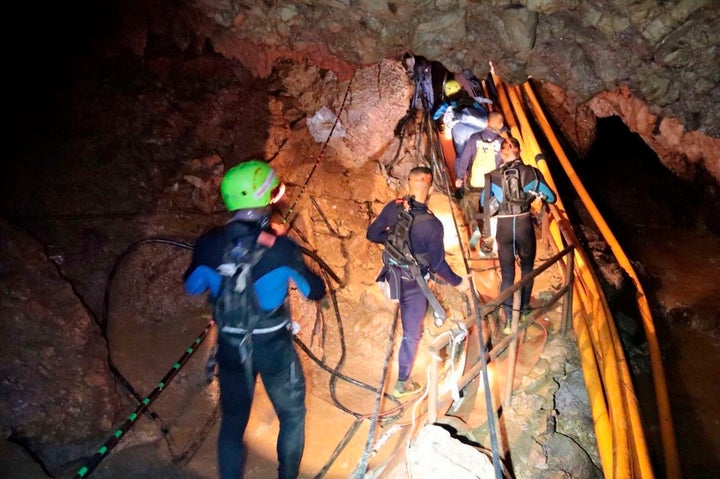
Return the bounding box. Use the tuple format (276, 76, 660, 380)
(577, 116, 720, 478)
(3, 8, 719, 472)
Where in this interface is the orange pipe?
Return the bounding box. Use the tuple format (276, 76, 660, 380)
(492, 74, 630, 477)
(521, 81, 680, 479)
(509, 82, 656, 478)
(503, 74, 666, 477)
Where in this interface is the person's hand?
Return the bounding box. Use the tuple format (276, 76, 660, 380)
(480, 237, 494, 255)
(443, 108, 458, 129)
(455, 179, 464, 189)
(270, 221, 287, 236)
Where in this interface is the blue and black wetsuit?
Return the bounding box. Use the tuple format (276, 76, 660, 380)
(481, 159, 556, 322)
(185, 218, 325, 479)
(367, 198, 462, 382)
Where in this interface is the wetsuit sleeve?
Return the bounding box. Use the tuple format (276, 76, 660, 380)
(526, 168, 556, 203)
(480, 172, 504, 206)
(184, 229, 224, 279)
(433, 103, 449, 120)
(415, 218, 462, 286)
(366, 201, 397, 244)
(253, 237, 326, 308)
(183, 228, 225, 296)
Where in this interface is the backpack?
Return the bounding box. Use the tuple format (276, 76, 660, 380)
(501, 165, 536, 215)
(468, 139, 498, 189)
(381, 196, 447, 321)
(381, 197, 432, 273)
(213, 234, 268, 353)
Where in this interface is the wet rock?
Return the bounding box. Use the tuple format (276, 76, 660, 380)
(0, 219, 122, 474)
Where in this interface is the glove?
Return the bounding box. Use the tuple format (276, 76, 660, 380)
(185, 265, 221, 297)
(204, 345, 218, 384)
(443, 108, 458, 129)
(480, 237, 494, 255)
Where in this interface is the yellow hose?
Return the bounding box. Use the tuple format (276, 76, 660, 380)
(521, 81, 680, 479)
(488, 69, 678, 477)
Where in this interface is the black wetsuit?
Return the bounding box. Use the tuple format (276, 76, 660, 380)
(482, 160, 556, 321)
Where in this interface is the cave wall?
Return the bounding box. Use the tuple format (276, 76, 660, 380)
(99, 0, 720, 187)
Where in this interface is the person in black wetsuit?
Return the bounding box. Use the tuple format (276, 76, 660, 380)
(184, 160, 326, 479)
(480, 138, 556, 332)
(366, 166, 469, 397)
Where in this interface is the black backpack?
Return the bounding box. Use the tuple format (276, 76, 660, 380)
(213, 233, 268, 353)
(382, 197, 432, 274)
(501, 163, 537, 215)
(381, 196, 449, 321)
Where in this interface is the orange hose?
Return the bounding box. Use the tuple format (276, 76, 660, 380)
(521, 81, 680, 479)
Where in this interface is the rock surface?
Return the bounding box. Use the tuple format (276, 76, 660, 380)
(2, 39, 599, 478)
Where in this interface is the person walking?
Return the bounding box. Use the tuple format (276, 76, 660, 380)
(454, 111, 507, 193)
(366, 166, 469, 398)
(184, 160, 326, 479)
(480, 138, 556, 332)
(433, 79, 493, 157)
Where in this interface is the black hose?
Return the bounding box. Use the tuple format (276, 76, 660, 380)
(73, 321, 213, 479)
(313, 419, 364, 479)
(101, 238, 193, 420)
(423, 114, 504, 478)
(351, 304, 401, 477)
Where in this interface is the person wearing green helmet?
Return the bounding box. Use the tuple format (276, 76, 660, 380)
(220, 159, 287, 222)
(184, 159, 325, 479)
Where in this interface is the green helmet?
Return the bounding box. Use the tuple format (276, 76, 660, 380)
(220, 160, 281, 211)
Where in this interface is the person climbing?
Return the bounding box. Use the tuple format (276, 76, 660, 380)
(479, 138, 556, 333)
(433, 78, 493, 157)
(453, 111, 508, 232)
(394, 54, 451, 137)
(454, 111, 507, 193)
(184, 160, 326, 479)
(366, 166, 470, 398)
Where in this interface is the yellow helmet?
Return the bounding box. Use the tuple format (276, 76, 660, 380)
(443, 80, 461, 97)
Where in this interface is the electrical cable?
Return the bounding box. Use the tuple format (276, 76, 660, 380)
(423, 108, 504, 479)
(350, 304, 401, 478)
(101, 238, 194, 424)
(282, 79, 353, 226)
